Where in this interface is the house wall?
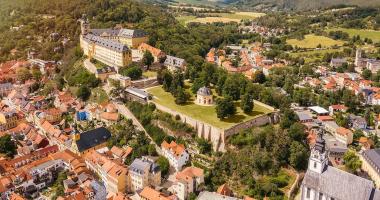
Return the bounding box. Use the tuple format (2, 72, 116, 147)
(360, 155, 380, 188)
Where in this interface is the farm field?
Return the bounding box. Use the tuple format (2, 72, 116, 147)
(176, 12, 265, 25)
(147, 85, 272, 129)
(326, 28, 380, 43)
(286, 34, 345, 48)
(289, 48, 343, 63)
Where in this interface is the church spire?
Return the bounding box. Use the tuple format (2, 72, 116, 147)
(308, 126, 328, 174)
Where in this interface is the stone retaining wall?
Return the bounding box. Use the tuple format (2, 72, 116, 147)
(132, 77, 158, 88)
(152, 102, 279, 152)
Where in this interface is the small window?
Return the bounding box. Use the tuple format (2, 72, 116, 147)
(319, 193, 323, 200)
(306, 188, 310, 198)
(314, 162, 317, 169)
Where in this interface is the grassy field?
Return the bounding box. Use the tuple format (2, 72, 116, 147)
(326, 28, 380, 43)
(143, 70, 157, 78)
(287, 34, 345, 48)
(176, 12, 265, 25)
(289, 48, 343, 63)
(147, 85, 272, 129)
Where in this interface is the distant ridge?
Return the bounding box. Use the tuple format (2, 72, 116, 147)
(226, 0, 380, 10)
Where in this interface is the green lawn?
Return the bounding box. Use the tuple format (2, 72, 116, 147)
(89, 87, 109, 104)
(287, 34, 345, 48)
(147, 86, 272, 129)
(326, 28, 380, 43)
(143, 70, 158, 78)
(289, 48, 343, 63)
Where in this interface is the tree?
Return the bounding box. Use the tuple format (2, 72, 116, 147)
(51, 171, 67, 200)
(362, 69, 372, 80)
(0, 135, 16, 157)
(76, 85, 91, 101)
(142, 50, 154, 70)
(31, 68, 42, 80)
(289, 141, 309, 170)
(16, 67, 32, 82)
(344, 150, 362, 173)
(216, 97, 236, 119)
(280, 109, 298, 129)
(120, 66, 142, 80)
(288, 123, 306, 142)
(223, 75, 241, 100)
(157, 156, 170, 178)
(335, 112, 349, 128)
(241, 94, 254, 114)
(364, 108, 374, 127)
(188, 193, 197, 200)
(175, 86, 190, 105)
(196, 138, 212, 154)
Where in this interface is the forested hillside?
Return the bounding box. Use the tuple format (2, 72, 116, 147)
(0, 0, 242, 66)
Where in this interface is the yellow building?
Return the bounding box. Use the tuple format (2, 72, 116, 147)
(85, 150, 130, 193)
(0, 111, 20, 131)
(80, 34, 132, 68)
(361, 149, 380, 188)
(79, 18, 147, 68)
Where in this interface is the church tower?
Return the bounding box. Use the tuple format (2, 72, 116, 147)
(308, 128, 328, 174)
(79, 16, 90, 35)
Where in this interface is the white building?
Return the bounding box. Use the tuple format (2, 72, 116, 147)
(128, 156, 161, 192)
(161, 141, 189, 171)
(301, 129, 380, 200)
(164, 55, 186, 72)
(173, 167, 204, 200)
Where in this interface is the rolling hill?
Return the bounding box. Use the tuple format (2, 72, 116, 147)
(163, 0, 380, 10)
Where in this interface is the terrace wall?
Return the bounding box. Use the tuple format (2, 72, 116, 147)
(132, 77, 158, 88)
(153, 102, 279, 152)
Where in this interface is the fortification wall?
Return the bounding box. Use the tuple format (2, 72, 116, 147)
(152, 102, 279, 152)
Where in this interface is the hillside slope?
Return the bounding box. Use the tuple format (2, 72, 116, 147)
(168, 0, 380, 10)
(227, 0, 380, 10)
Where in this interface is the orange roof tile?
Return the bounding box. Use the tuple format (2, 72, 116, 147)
(161, 141, 186, 158)
(336, 127, 352, 136)
(140, 187, 171, 200)
(138, 43, 164, 58)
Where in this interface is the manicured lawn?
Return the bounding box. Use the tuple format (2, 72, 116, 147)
(326, 28, 380, 43)
(289, 48, 343, 63)
(143, 70, 158, 78)
(147, 86, 272, 129)
(287, 34, 345, 48)
(89, 87, 109, 104)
